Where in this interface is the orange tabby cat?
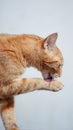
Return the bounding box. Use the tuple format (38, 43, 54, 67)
(0, 33, 64, 130)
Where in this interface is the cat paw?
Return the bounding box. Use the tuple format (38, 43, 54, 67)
(50, 80, 64, 92)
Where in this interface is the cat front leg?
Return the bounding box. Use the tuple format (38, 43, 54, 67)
(1, 97, 19, 130)
(0, 78, 64, 98)
(23, 78, 64, 92)
(12, 78, 63, 92)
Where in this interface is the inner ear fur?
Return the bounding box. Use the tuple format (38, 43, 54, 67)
(43, 33, 58, 49)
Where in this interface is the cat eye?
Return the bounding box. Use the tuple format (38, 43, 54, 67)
(58, 63, 63, 68)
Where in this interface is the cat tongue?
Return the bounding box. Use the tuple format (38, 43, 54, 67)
(44, 78, 52, 82)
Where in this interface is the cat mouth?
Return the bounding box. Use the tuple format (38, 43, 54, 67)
(44, 76, 53, 82)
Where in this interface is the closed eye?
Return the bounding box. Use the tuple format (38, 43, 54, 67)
(58, 63, 63, 68)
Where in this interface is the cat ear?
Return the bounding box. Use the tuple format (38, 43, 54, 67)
(44, 33, 58, 49)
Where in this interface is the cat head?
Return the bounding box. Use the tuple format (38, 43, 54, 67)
(39, 33, 64, 81)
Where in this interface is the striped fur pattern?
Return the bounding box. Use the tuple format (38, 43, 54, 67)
(0, 33, 64, 130)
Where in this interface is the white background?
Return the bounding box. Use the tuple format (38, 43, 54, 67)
(0, 0, 73, 130)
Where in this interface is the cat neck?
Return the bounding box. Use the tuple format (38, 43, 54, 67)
(19, 35, 42, 70)
(22, 43, 42, 70)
